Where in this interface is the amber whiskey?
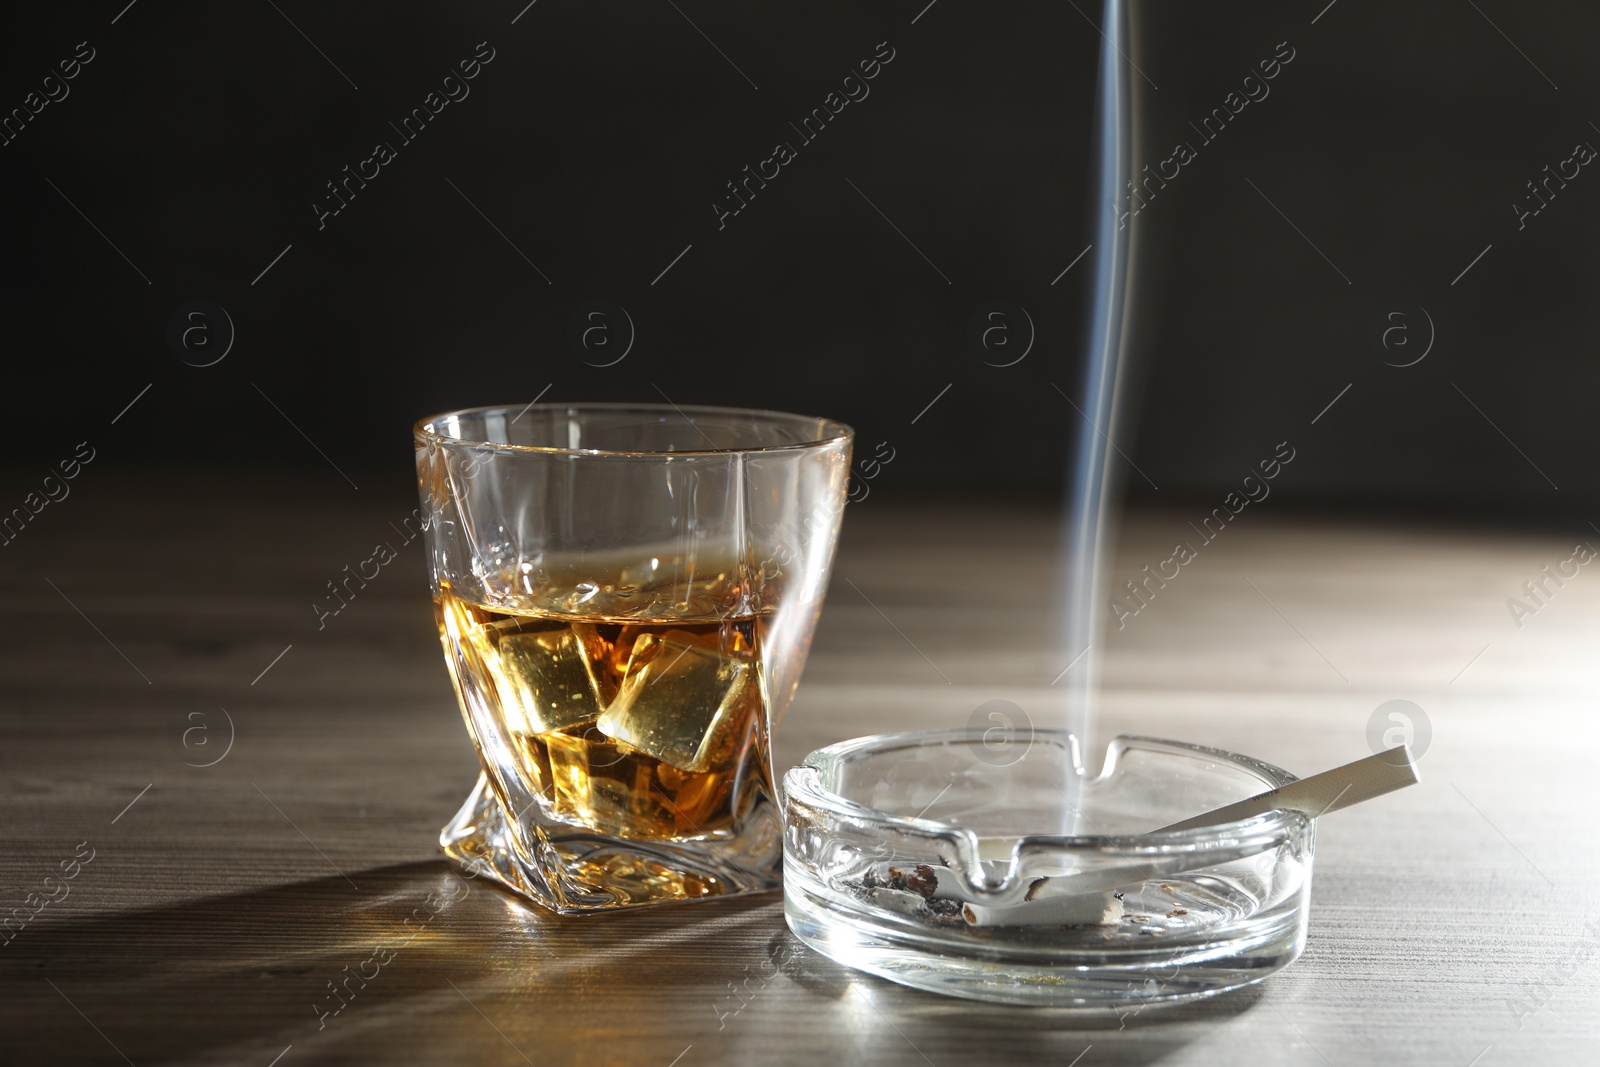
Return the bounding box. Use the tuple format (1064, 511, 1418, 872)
(435, 577, 773, 841)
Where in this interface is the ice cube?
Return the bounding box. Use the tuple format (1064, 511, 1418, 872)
(544, 723, 664, 832)
(486, 622, 610, 733)
(597, 634, 759, 773)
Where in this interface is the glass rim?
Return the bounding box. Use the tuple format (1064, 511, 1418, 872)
(414, 402, 854, 457)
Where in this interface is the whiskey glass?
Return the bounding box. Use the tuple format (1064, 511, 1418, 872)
(415, 403, 852, 913)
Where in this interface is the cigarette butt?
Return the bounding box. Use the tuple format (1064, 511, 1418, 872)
(865, 887, 929, 917)
(962, 891, 1123, 928)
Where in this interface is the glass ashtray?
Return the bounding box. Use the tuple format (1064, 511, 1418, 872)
(782, 729, 1314, 1007)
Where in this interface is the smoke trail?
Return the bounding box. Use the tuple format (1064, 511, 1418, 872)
(1059, 0, 1135, 832)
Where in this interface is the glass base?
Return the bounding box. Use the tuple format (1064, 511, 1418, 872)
(440, 772, 782, 914)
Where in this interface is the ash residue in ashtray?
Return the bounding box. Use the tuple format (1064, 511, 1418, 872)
(866, 864, 939, 898)
(846, 862, 1137, 932)
(852, 864, 965, 926)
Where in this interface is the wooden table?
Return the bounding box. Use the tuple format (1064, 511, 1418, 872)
(3, 471, 1595, 1065)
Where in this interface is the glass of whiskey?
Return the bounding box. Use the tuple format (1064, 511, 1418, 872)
(415, 403, 852, 913)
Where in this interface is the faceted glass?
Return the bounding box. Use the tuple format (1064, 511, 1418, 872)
(415, 403, 852, 913)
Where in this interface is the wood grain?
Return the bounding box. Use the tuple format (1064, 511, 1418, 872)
(2, 471, 1595, 1065)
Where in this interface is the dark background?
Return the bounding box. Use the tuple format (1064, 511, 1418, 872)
(2, 0, 1595, 516)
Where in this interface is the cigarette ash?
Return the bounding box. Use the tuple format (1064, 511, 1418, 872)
(855, 864, 966, 927)
(844, 863, 1217, 937)
(849, 862, 1132, 931)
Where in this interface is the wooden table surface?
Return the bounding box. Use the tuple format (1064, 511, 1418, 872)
(3, 470, 1596, 1066)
